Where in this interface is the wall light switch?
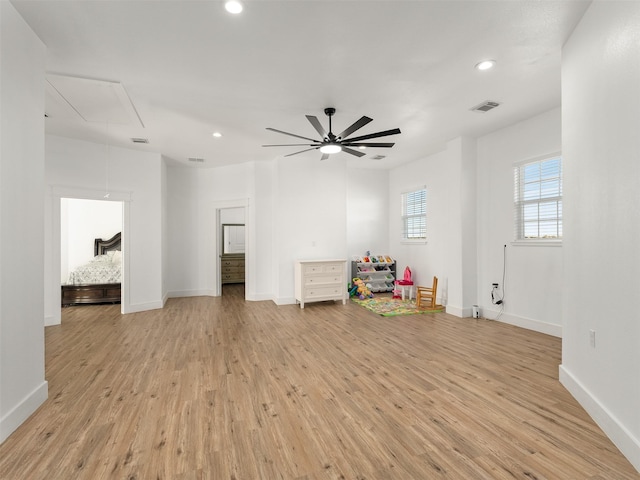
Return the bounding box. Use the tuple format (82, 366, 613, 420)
(589, 329, 596, 348)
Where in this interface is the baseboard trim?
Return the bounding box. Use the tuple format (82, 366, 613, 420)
(166, 290, 215, 299)
(246, 293, 274, 302)
(0, 381, 48, 444)
(481, 307, 562, 337)
(274, 296, 296, 306)
(445, 304, 464, 317)
(559, 365, 640, 473)
(122, 300, 164, 314)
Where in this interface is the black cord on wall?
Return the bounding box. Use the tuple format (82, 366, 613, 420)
(489, 245, 507, 320)
(501, 244, 506, 303)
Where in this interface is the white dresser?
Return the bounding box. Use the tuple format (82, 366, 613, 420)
(294, 259, 347, 309)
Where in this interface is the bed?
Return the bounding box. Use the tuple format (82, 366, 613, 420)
(61, 232, 122, 307)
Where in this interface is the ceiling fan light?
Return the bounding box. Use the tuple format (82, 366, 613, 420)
(225, 1, 243, 14)
(475, 59, 496, 71)
(319, 144, 342, 154)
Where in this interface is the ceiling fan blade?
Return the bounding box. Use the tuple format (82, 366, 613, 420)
(266, 127, 319, 143)
(262, 143, 319, 147)
(306, 115, 328, 139)
(337, 116, 373, 140)
(284, 147, 320, 157)
(343, 128, 401, 143)
(320, 153, 330, 161)
(341, 147, 366, 158)
(342, 142, 395, 148)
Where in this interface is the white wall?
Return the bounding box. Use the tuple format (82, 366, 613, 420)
(60, 198, 122, 282)
(273, 155, 348, 304)
(476, 108, 563, 336)
(346, 168, 389, 259)
(166, 154, 369, 305)
(45, 135, 163, 322)
(388, 137, 477, 314)
(0, 1, 48, 443)
(220, 207, 244, 224)
(166, 162, 254, 299)
(561, 1, 640, 471)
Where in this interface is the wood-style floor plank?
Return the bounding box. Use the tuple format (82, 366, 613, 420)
(0, 285, 637, 479)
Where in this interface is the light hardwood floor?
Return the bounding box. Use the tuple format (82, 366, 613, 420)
(0, 285, 638, 479)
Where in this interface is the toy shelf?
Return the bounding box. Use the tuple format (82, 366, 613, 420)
(350, 258, 396, 293)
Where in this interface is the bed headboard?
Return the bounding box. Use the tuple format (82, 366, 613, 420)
(94, 232, 121, 256)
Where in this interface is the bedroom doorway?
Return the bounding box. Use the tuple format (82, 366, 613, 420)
(60, 198, 123, 309)
(217, 205, 247, 297)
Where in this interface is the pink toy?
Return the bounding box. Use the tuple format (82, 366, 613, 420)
(394, 266, 414, 300)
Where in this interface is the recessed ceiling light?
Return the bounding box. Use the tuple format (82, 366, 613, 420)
(475, 59, 496, 71)
(212, 132, 223, 138)
(358, 146, 367, 150)
(225, 1, 243, 14)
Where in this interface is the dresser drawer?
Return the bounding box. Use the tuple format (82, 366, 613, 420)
(303, 274, 342, 286)
(222, 266, 242, 273)
(222, 259, 244, 267)
(303, 262, 343, 275)
(304, 285, 344, 299)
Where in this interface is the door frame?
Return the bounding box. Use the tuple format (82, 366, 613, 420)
(214, 198, 250, 298)
(49, 186, 131, 324)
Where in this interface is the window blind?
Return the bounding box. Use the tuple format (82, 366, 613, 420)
(402, 188, 426, 240)
(514, 155, 562, 240)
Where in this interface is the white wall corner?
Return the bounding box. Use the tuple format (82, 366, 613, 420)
(122, 300, 164, 314)
(274, 296, 297, 306)
(44, 315, 59, 327)
(445, 304, 465, 318)
(0, 381, 48, 444)
(559, 365, 640, 473)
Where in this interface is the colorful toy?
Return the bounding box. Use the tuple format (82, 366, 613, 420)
(349, 277, 374, 300)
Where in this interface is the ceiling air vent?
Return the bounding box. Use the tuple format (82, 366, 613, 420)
(188, 157, 205, 163)
(131, 137, 149, 144)
(371, 155, 386, 160)
(471, 101, 501, 113)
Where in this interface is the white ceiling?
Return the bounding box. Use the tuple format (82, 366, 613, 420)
(11, 0, 591, 169)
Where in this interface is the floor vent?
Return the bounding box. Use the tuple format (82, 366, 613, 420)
(471, 101, 501, 113)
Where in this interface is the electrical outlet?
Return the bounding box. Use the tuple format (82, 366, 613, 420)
(589, 329, 596, 348)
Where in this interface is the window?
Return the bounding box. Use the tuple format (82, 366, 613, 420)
(514, 154, 562, 241)
(401, 187, 426, 241)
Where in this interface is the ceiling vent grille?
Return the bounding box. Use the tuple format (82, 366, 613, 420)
(131, 137, 149, 144)
(188, 157, 205, 163)
(471, 101, 501, 113)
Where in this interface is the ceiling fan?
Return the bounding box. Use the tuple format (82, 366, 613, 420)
(263, 107, 401, 160)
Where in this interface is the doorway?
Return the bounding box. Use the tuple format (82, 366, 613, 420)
(47, 186, 131, 326)
(60, 198, 123, 310)
(216, 205, 247, 297)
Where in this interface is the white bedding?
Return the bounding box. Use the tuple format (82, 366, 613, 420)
(66, 251, 121, 285)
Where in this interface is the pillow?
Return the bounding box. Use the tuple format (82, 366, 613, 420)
(111, 250, 122, 264)
(90, 254, 111, 263)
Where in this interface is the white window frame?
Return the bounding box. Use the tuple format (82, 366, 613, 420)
(401, 186, 426, 244)
(513, 152, 562, 246)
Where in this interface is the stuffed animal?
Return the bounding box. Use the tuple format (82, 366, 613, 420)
(350, 277, 374, 300)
